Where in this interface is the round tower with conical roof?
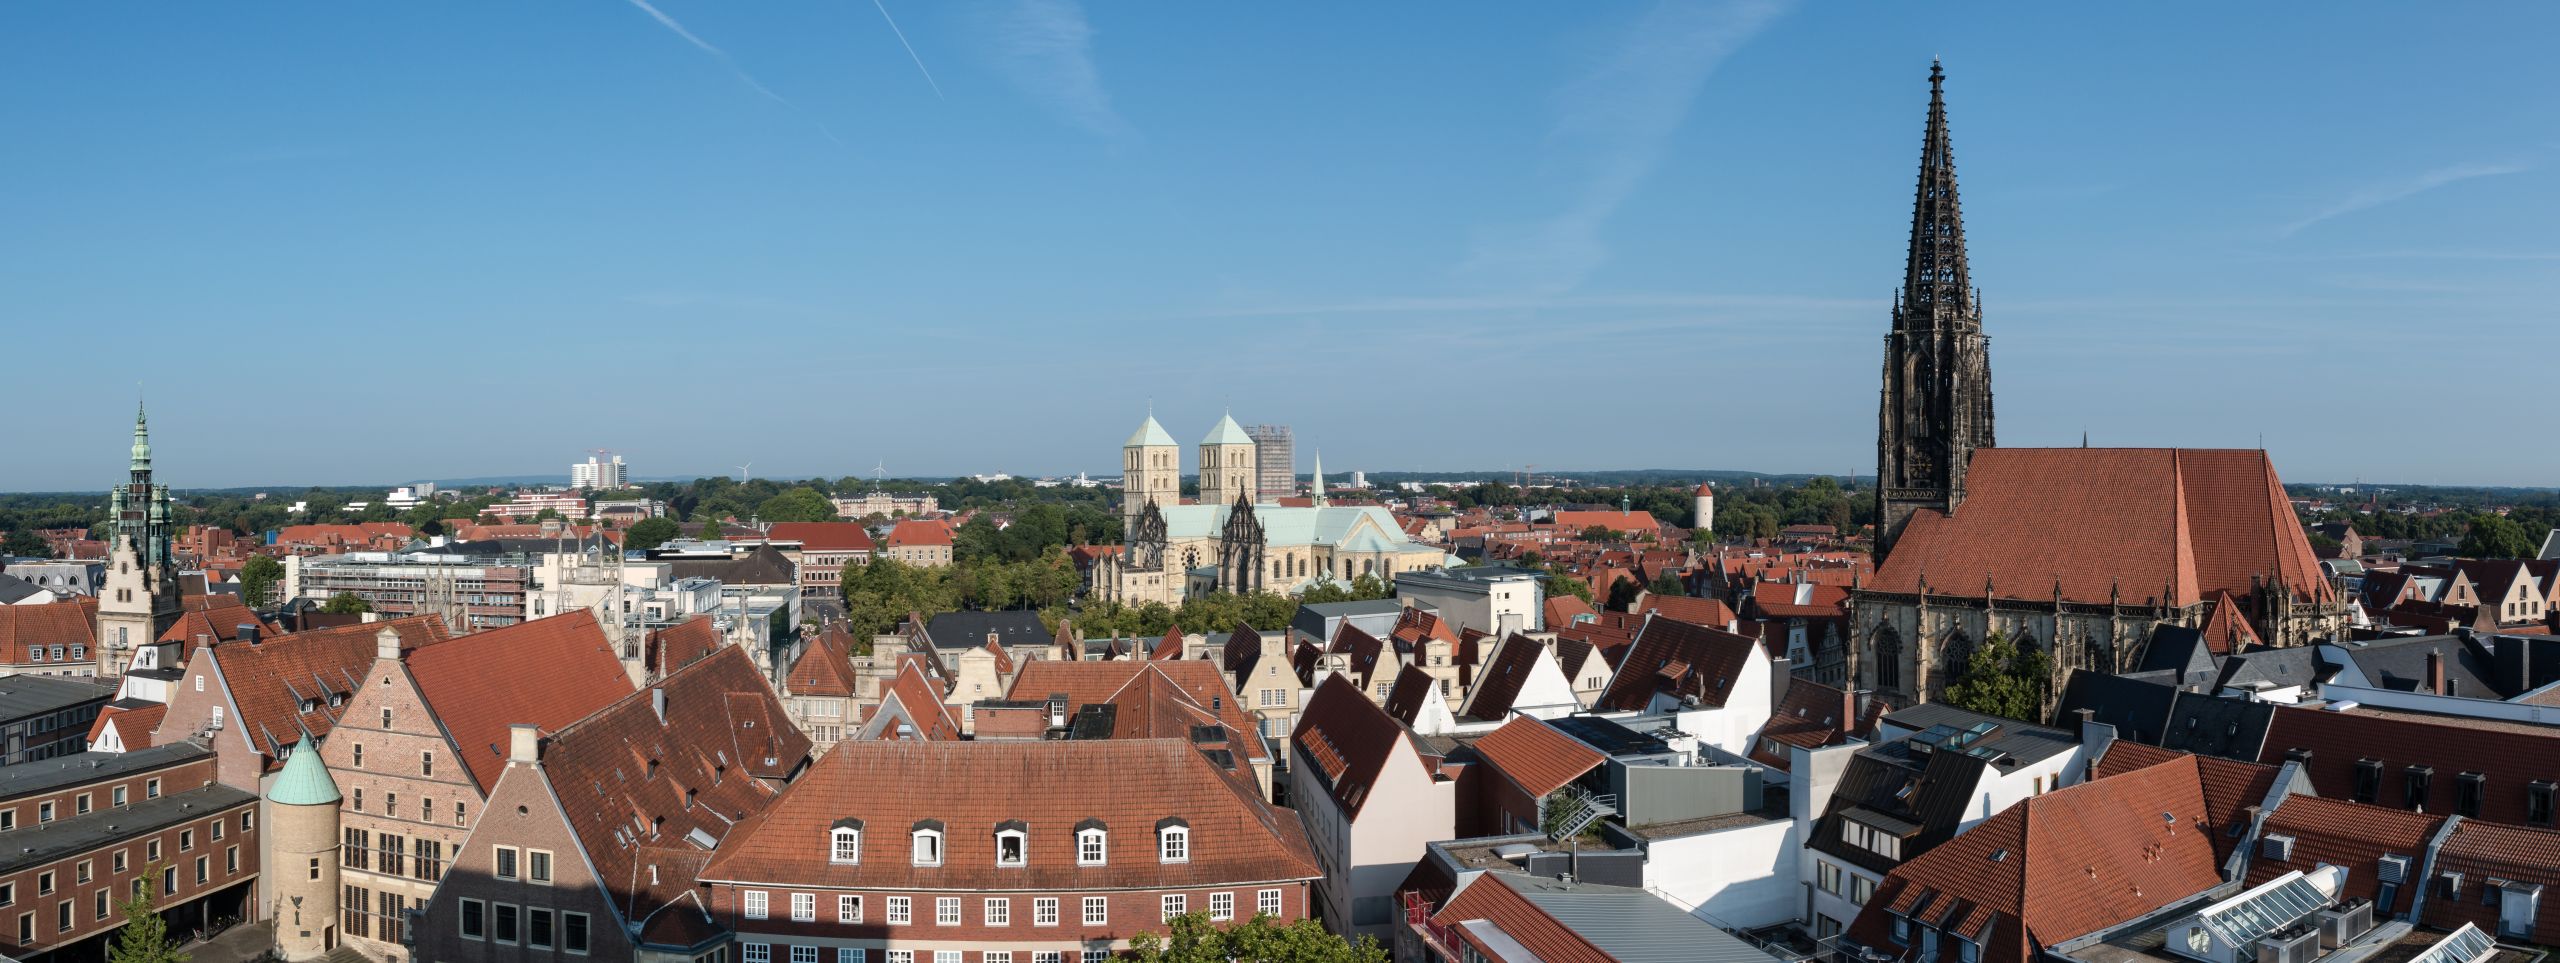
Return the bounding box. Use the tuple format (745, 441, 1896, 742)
(1694, 482, 1715, 534)
(269, 737, 344, 960)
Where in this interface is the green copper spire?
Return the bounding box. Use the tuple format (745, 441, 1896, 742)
(271, 737, 343, 806)
(129, 400, 152, 472)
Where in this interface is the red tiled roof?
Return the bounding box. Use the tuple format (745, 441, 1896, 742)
(2258, 705, 2560, 824)
(868, 658, 961, 741)
(0, 596, 98, 662)
(1592, 615, 1763, 712)
(648, 615, 724, 679)
(201, 615, 454, 763)
(2197, 591, 2263, 655)
(1749, 679, 1879, 770)
(2426, 819, 2560, 944)
(1149, 626, 1185, 662)
(699, 738, 1318, 892)
(2091, 742, 2278, 864)
(405, 610, 636, 793)
(1635, 594, 1738, 629)
(158, 595, 266, 650)
(1543, 595, 1596, 627)
(535, 646, 810, 945)
(1848, 755, 2224, 963)
(1746, 581, 1849, 620)
(1552, 510, 1658, 536)
(1431, 872, 1618, 963)
(90, 702, 166, 750)
(1005, 659, 1269, 767)
(765, 522, 878, 553)
(1472, 716, 1605, 799)
(1292, 674, 1410, 819)
(885, 520, 953, 548)
(1871, 448, 2331, 608)
(787, 629, 857, 698)
(2245, 795, 2443, 917)
(1381, 663, 1441, 727)
(1390, 608, 1459, 648)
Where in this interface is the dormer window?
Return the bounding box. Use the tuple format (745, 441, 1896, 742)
(1076, 820, 1108, 866)
(1157, 817, 1190, 864)
(911, 820, 944, 867)
(828, 819, 863, 865)
(995, 821, 1028, 867)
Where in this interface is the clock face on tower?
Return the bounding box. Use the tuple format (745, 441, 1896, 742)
(2185, 927, 2212, 954)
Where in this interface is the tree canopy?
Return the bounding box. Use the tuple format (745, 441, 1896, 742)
(239, 555, 284, 608)
(1128, 912, 1387, 963)
(321, 592, 372, 615)
(756, 487, 838, 524)
(1941, 630, 2051, 722)
(624, 517, 680, 551)
(108, 869, 188, 963)
(2460, 513, 2538, 559)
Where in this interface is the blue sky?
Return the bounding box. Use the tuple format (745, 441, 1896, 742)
(4, 2, 2554, 491)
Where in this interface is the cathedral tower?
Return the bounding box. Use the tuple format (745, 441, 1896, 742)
(269, 737, 344, 959)
(1199, 413, 1257, 510)
(97, 403, 181, 677)
(1122, 414, 1179, 526)
(1877, 61, 1995, 563)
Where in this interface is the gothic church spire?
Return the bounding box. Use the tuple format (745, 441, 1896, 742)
(1877, 61, 1997, 563)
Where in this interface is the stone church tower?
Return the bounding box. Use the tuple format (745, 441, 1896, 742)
(1877, 61, 1995, 564)
(97, 403, 181, 677)
(1198, 413, 1257, 510)
(269, 737, 344, 960)
(1122, 414, 1179, 526)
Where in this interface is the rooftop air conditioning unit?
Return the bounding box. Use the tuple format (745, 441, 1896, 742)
(2257, 925, 2321, 963)
(2317, 898, 2375, 949)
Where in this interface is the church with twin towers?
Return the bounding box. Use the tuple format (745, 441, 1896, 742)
(1093, 412, 1446, 606)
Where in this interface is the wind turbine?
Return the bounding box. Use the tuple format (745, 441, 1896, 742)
(735, 462, 753, 483)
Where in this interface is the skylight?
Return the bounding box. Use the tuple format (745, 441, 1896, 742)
(2194, 871, 2329, 946)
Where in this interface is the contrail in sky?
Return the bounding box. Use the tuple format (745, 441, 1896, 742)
(870, 0, 946, 101)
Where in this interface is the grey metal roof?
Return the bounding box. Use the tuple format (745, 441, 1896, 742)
(0, 784, 258, 876)
(0, 675, 113, 722)
(1880, 702, 2081, 765)
(1495, 875, 1782, 963)
(0, 573, 44, 604)
(1297, 599, 1407, 619)
(923, 610, 1050, 651)
(0, 744, 210, 803)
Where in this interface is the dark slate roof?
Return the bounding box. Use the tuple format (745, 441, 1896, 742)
(2212, 644, 2334, 692)
(0, 573, 45, 604)
(2328, 634, 2505, 697)
(664, 544, 796, 588)
(922, 610, 1051, 652)
(1878, 703, 2080, 766)
(0, 783, 258, 876)
(0, 744, 209, 803)
(1807, 741, 1989, 876)
(2135, 624, 2221, 687)
(2150, 690, 2277, 761)
(2053, 669, 2180, 742)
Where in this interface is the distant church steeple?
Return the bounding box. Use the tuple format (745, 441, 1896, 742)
(1877, 60, 1996, 563)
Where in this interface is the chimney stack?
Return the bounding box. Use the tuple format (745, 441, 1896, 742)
(508, 723, 541, 764)
(376, 626, 402, 662)
(2426, 650, 2447, 695)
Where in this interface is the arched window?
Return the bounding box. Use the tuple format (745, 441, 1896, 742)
(1157, 818, 1190, 863)
(1873, 626, 1903, 691)
(829, 820, 862, 864)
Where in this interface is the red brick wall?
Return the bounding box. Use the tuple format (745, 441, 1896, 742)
(0, 793, 257, 956)
(326, 658, 494, 957)
(713, 878, 1313, 955)
(150, 649, 271, 791)
(412, 759, 627, 963)
(970, 705, 1050, 740)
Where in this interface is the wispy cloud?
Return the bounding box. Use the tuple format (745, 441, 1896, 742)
(2280, 160, 2531, 236)
(1461, 0, 1791, 294)
(869, 0, 945, 101)
(984, 0, 1126, 136)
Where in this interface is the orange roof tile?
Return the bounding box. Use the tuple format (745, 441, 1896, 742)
(765, 522, 878, 553)
(0, 596, 98, 662)
(404, 610, 635, 793)
(1006, 659, 1269, 767)
(90, 702, 166, 750)
(1472, 716, 1605, 798)
(202, 614, 453, 763)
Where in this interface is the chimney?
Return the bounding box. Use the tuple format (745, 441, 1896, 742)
(1842, 686, 1861, 729)
(508, 723, 541, 764)
(376, 626, 402, 662)
(2426, 650, 2446, 695)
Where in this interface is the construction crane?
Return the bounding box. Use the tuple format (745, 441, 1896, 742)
(1516, 464, 1539, 488)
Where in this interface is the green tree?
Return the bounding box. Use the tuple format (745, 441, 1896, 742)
(1942, 630, 2052, 722)
(239, 555, 285, 608)
(1542, 566, 1594, 604)
(321, 592, 372, 615)
(3, 529, 50, 558)
(108, 868, 189, 963)
(1129, 911, 1387, 963)
(1646, 570, 1686, 598)
(625, 517, 681, 551)
(757, 487, 838, 524)
(2460, 513, 2537, 559)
